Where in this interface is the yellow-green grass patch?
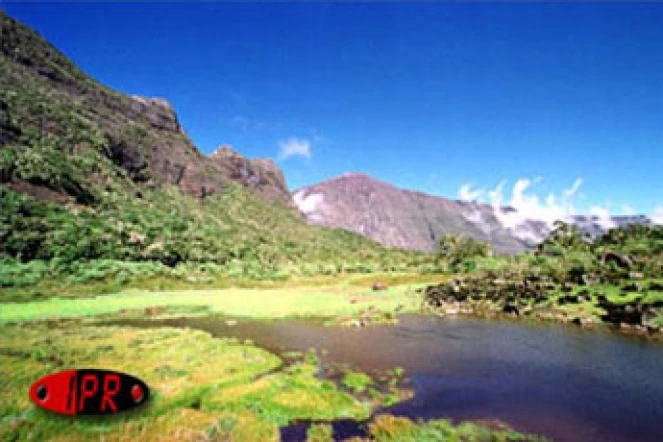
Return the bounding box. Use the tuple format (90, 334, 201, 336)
(0, 283, 426, 324)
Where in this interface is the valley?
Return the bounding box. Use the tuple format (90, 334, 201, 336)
(2, 8, 663, 442)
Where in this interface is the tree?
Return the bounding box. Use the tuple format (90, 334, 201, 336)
(436, 234, 492, 268)
(538, 221, 589, 256)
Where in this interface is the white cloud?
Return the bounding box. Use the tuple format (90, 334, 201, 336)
(651, 206, 663, 225)
(467, 177, 586, 242)
(458, 183, 484, 201)
(293, 191, 324, 221)
(488, 178, 574, 229)
(589, 206, 616, 230)
(563, 178, 583, 198)
(488, 180, 507, 207)
(463, 208, 493, 235)
(278, 137, 311, 161)
(457, 176, 651, 241)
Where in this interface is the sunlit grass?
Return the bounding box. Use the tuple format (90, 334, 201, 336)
(0, 282, 433, 323)
(0, 323, 369, 441)
(2, 321, 520, 442)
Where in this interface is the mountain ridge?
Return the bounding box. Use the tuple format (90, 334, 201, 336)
(1, 10, 417, 268)
(294, 172, 652, 253)
(293, 173, 530, 254)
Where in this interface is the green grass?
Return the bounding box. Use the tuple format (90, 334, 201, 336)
(0, 260, 450, 303)
(0, 283, 429, 323)
(0, 306, 535, 441)
(341, 371, 373, 393)
(203, 364, 371, 425)
(366, 415, 542, 442)
(0, 323, 367, 441)
(306, 424, 333, 442)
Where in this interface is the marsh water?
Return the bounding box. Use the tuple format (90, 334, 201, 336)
(119, 315, 663, 441)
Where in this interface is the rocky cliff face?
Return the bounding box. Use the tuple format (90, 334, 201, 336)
(293, 173, 530, 254)
(0, 10, 291, 207)
(208, 146, 292, 207)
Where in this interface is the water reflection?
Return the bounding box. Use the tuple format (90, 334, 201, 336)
(117, 315, 663, 442)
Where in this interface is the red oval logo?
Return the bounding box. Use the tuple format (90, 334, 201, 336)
(29, 369, 149, 415)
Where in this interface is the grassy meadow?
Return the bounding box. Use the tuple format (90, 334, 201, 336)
(0, 277, 538, 442)
(0, 284, 423, 324)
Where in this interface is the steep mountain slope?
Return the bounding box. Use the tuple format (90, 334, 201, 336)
(0, 11, 413, 267)
(0, 10, 291, 207)
(293, 173, 530, 254)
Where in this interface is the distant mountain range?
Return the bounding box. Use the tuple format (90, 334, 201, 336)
(293, 173, 652, 254)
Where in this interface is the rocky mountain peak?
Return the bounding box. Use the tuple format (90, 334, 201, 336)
(130, 95, 174, 111)
(294, 172, 653, 253)
(293, 172, 530, 253)
(128, 95, 180, 131)
(207, 146, 292, 207)
(210, 145, 239, 158)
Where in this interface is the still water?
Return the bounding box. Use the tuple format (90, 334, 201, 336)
(120, 315, 663, 442)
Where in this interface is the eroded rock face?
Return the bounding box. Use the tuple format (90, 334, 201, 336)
(208, 146, 292, 207)
(597, 296, 663, 326)
(130, 96, 180, 131)
(106, 135, 149, 182)
(422, 265, 662, 333)
(601, 251, 633, 269)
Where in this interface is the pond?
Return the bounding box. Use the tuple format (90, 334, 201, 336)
(117, 315, 663, 442)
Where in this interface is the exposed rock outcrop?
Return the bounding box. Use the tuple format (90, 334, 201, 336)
(129, 96, 180, 131)
(209, 146, 292, 207)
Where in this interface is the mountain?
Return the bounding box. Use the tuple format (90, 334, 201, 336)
(0, 11, 292, 207)
(293, 173, 531, 254)
(293, 173, 652, 254)
(0, 11, 414, 267)
(1, 10, 649, 267)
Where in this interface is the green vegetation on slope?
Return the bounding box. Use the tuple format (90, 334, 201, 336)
(0, 9, 433, 293)
(0, 183, 421, 268)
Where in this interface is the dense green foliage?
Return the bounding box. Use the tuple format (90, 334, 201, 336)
(0, 181, 434, 297)
(0, 184, 421, 267)
(436, 233, 492, 271)
(425, 222, 663, 331)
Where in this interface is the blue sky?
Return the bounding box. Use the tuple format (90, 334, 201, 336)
(5, 3, 663, 217)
